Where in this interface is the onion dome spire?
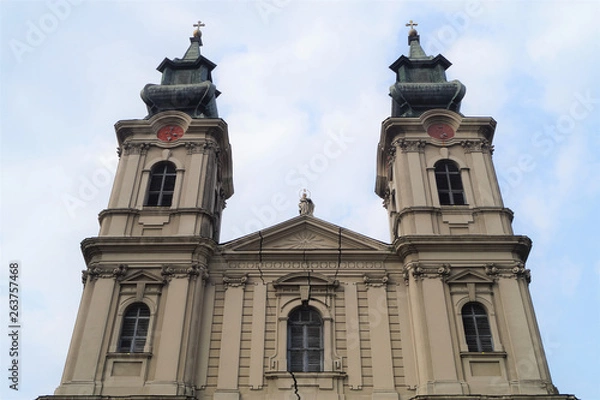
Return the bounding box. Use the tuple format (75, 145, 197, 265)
(141, 21, 220, 119)
(388, 21, 466, 117)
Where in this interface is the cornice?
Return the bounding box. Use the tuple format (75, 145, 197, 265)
(114, 117, 228, 145)
(393, 234, 532, 261)
(394, 206, 514, 221)
(80, 236, 217, 265)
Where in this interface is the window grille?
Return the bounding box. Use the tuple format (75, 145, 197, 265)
(462, 302, 493, 352)
(287, 307, 323, 372)
(118, 303, 150, 352)
(434, 160, 466, 205)
(146, 162, 176, 206)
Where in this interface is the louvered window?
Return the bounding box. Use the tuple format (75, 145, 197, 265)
(145, 162, 176, 207)
(435, 160, 466, 205)
(462, 302, 493, 352)
(118, 303, 150, 352)
(287, 307, 323, 372)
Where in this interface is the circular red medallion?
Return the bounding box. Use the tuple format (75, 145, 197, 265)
(157, 125, 184, 142)
(427, 123, 455, 140)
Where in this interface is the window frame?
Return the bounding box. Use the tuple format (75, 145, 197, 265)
(265, 275, 345, 389)
(145, 161, 177, 207)
(118, 302, 151, 353)
(287, 306, 324, 372)
(434, 160, 466, 205)
(461, 302, 493, 352)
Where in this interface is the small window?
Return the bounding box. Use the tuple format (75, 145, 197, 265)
(462, 302, 493, 352)
(118, 303, 150, 352)
(434, 160, 466, 205)
(145, 162, 176, 207)
(287, 307, 323, 372)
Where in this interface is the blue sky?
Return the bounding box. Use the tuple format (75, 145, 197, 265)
(0, 1, 598, 399)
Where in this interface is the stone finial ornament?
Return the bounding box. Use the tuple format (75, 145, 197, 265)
(405, 19, 418, 36)
(299, 189, 315, 216)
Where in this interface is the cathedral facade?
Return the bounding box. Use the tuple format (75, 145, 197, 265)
(38, 24, 578, 400)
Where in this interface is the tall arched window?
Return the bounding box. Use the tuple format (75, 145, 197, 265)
(287, 306, 323, 372)
(145, 162, 176, 207)
(118, 303, 150, 352)
(462, 302, 493, 352)
(434, 160, 466, 205)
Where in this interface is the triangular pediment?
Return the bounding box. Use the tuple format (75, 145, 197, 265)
(120, 270, 164, 284)
(221, 215, 389, 253)
(274, 272, 337, 287)
(446, 269, 494, 284)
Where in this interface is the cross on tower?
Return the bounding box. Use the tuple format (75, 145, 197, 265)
(192, 20, 205, 44)
(405, 20, 418, 30)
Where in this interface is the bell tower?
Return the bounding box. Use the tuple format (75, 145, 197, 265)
(49, 23, 233, 398)
(102, 21, 232, 241)
(374, 23, 567, 397)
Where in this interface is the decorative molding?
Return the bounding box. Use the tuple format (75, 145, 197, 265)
(403, 262, 451, 284)
(185, 141, 220, 155)
(122, 142, 151, 156)
(112, 264, 127, 279)
(223, 274, 248, 289)
(386, 145, 397, 164)
(82, 264, 128, 284)
(511, 262, 531, 283)
(227, 261, 384, 270)
(485, 262, 531, 283)
(363, 273, 389, 288)
(382, 188, 391, 209)
(460, 139, 494, 154)
(270, 231, 328, 249)
(161, 263, 208, 282)
(484, 263, 500, 277)
(394, 138, 427, 153)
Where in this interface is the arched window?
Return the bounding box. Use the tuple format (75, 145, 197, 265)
(145, 162, 176, 207)
(118, 303, 150, 352)
(462, 302, 493, 352)
(287, 306, 323, 372)
(434, 160, 466, 205)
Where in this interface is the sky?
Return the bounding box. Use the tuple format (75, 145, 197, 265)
(0, 0, 598, 399)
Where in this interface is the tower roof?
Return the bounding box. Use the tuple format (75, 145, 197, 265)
(388, 23, 466, 117)
(141, 22, 220, 119)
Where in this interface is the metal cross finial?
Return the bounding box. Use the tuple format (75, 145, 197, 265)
(193, 20, 205, 30)
(405, 20, 418, 29)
